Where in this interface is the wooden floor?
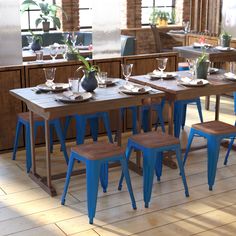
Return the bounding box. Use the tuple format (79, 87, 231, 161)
(1, 96, 236, 236)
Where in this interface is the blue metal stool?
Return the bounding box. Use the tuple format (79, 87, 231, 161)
(61, 142, 137, 224)
(12, 112, 68, 173)
(183, 121, 236, 190)
(118, 131, 189, 208)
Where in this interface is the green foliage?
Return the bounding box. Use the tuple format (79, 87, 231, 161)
(21, 0, 67, 30)
(149, 8, 170, 24)
(29, 30, 43, 44)
(197, 47, 208, 65)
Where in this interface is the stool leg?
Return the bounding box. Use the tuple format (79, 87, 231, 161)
(181, 104, 187, 130)
(142, 107, 150, 133)
(100, 162, 108, 193)
(61, 153, 75, 205)
(12, 121, 22, 160)
(131, 106, 138, 134)
(155, 152, 163, 181)
(75, 115, 87, 145)
(143, 152, 156, 208)
(102, 112, 113, 143)
(207, 136, 220, 191)
(234, 92, 236, 114)
(63, 115, 72, 139)
(175, 146, 189, 197)
(90, 117, 99, 142)
(174, 102, 184, 137)
(183, 129, 195, 166)
(224, 137, 235, 165)
(154, 104, 165, 132)
(54, 119, 69, 164)
(86, 160, 101, 224)
(120, 156, 137, 210)
(196, 98, 203, 123)
(118, 141, 133, 191)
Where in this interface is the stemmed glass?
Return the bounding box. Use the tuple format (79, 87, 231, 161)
(60, 45, 67, 60)
(156, 58, 168, 81)
(49, 45, 58, 61)
(121, 64, 133, 85)
(71, 32, 78, 47)
(43, 68, 56, 87)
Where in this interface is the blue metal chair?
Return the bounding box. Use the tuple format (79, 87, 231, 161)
(61, 142, 137, 224)
(118, 131, 189, 208)
(12, 112, 68, 173)
(183, 121, 236, 190)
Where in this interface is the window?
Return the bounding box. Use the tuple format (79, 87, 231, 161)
(79, 0, 92, 29)
(20, 0, 56, 31)
(142, 0, 175, 26)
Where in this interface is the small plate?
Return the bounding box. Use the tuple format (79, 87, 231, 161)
(119, 85, 151, 95)
(55, 92, 92, 103)
(224, 72, 236, 81)
(98, 79, 119, 86)
(77, 45, 89, 50)
(215, 46, 235, 51)
(209, 68, 219, 74)
(147, 72, 177, 80)
(37, 83, 69, 92)
(179, 78, 209, 87)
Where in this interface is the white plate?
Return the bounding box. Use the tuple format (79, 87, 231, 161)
(215, 46, 235, 51)
(147, 72, 177, 80)
(98, 79, 119, 86)
(119, 85, 151, 95)
(209, 68, 219, 74)
(36, 83, 69, 92)
(55, 92, 92, 103)
(224, 72, 236, 81)
(179, 78, 209, 87)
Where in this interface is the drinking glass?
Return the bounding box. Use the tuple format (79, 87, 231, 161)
(68, 77, 80, 93)
(187, 58, 196, 80)
(97, 72, 108, 88)
(121, 64, 133, 85)
(49, 45, 58, 60)
(43, 68, 56, 86)
(156, 58, 168, 81)
(60, 45, 67, 59)
(26, 36, 33, 48)
(71, 32, 78, 47)
(183, 21, 190, 33)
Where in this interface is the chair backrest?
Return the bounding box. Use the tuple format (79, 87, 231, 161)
(150, 24, 162, 53)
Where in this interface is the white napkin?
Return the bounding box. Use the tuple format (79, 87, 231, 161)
(224, 72, 236, 79)
(62, 91, 82, 100)
(123, 84, 145, 93)
(179, 77, 204, 85)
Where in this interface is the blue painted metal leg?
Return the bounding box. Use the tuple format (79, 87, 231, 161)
(54, 119, 69, 164)
(142, 107, 150, 133)
(12, 120, 22, 160)
(90, 117, 99, 142)
(196, 98, 203, 123)
(224, 137, 235, 165)
(175, 146, 189, 197)
(155, 104, 165, 132)
(75, 115, 87, 145)
(174, 102, 183, 138)
(155, 152, 163, 181)
(181, 104, 187, 130)
(86, 160, 101, 224)
(207, 136, 220, 191)
(100, 162, 108, 193)
(102, 112, 113, 143)
(118, 141, 133, 190)
(25, 124, 32, 173)
(143, 153, 156, 208)
(234, 92, 236, 114)
(183, 129, 195, 166)
(61, 153, 75, 205)
(63, 115, 72, 139)
(120, 156, 137, 210)
(130, 106, 138, 134)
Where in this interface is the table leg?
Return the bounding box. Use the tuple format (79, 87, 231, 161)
(215, 95, 220, 120)
(205, 96, 210, 110)
(117, 109, 122, 146)
(29, 110, 36, 174)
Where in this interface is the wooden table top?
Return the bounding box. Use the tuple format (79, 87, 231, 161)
(129, 71, 236, 101)
(173, 46, 236, 62)
(10, 79, 165, 120)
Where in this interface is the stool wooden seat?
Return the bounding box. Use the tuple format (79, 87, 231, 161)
(118, 131, 189, 208)
(184, 120, 236, 190)
(61, 142, 136, 224)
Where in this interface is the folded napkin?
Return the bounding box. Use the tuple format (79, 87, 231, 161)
(45, 81, 63, 90)
(123, 84, 145, 93)
(62, 91, 83, 100)
(151, 70, 174, 78)
(180, 77, 204, 85)
(224, 72, 236, 79)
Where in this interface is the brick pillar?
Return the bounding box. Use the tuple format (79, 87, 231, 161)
(126, 0, 142, 28)
(61, 0, 79, 32)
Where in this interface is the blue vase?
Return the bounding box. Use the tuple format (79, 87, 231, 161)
(81, 71, 98, 92)
(31, 39, 41, 51)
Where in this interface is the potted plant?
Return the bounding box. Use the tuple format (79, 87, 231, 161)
(29, 30, 43, 51)
(21, 0, 66, 32)
(149, 8, 169, 26)
(196, 48, 209, 79)
(219, 31, 232, 47)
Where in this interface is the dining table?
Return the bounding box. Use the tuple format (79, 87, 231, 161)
(10, 79, 165, 196)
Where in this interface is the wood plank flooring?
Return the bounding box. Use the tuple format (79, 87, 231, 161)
(1, 96, 236, 235)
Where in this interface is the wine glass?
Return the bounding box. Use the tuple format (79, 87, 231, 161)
(43, 68, 56, 87)
(156, 58, 168, 81)
(121, 64, 133, 85)
(71, 32, 78, 47)
(26, 36, 33, 48)
(60, 45, 67, 60)
(49, 45, 58, 61)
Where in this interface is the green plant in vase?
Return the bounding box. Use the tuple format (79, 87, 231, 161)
(219, 31, 232, 47)
(149, 8, 169, 26)
(29, 30, 43, 51)
(196, 47, 209, 79)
